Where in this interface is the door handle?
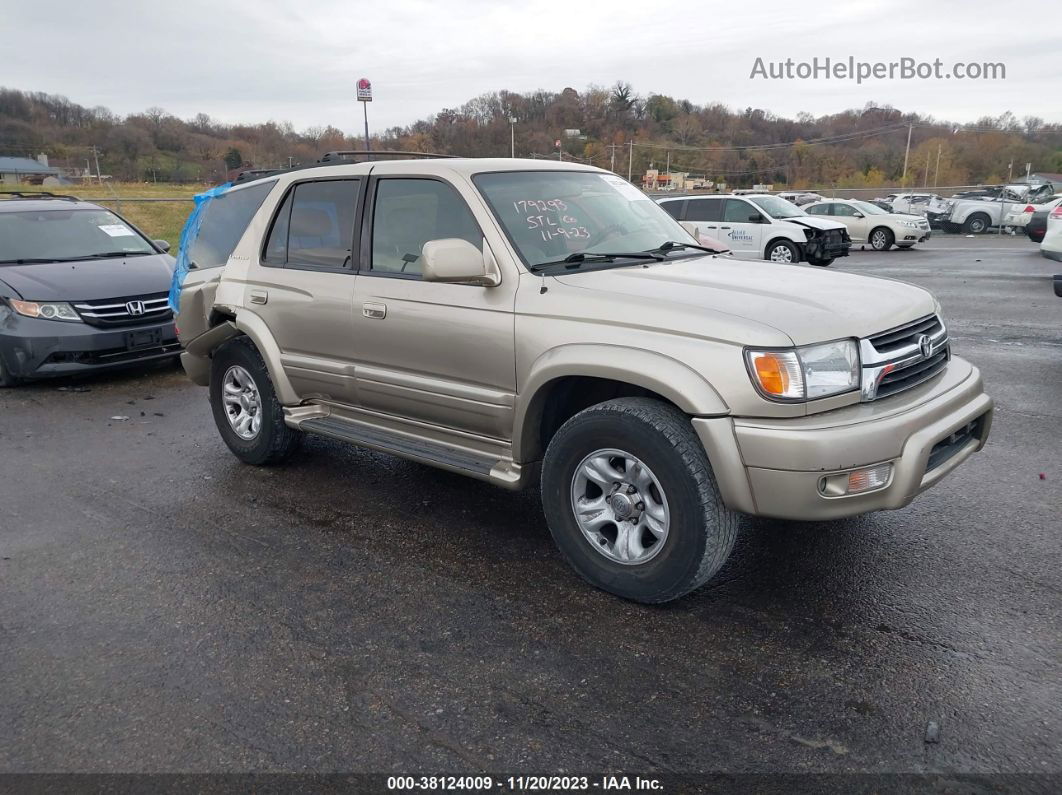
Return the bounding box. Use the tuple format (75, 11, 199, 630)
(720, 226, 731, 230)
(705, 225, 717, 229)
(362, 302, 387, 319)
(249, 289, 268, 305)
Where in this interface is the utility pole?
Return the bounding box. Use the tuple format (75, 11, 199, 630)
(901, 123, 913, 188)
(933, 143, 942, 188)
(92, 145, 102, 184)
(627, 140, 633, 183)
(666, 150, 671, 189)
(924, 151, 931, 188)
(608, 143, 617, 173)
(509, 117, 516, 158)
(1000, 162, 1013, 237)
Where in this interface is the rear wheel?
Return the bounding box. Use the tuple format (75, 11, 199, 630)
(870, 227, 894, 251)
(209, 337, 301, 465)
(765, 239, 799, 264)
(964, 214, 991, 234)
(541, 398, 739, 604)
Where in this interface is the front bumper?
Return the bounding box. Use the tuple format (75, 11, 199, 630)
(0, 310, 180, 379)
(694, 356, 993, 520)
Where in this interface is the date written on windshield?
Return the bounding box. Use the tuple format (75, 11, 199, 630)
(513, 200, 591, 241)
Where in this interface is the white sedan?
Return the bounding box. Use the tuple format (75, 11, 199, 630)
(804, 199, 931, 251)
(1041, 204, 1062, 262)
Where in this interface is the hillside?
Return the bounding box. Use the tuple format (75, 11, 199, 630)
(2, 84, 1059, 188)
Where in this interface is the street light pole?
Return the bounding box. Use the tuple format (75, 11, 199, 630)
(901, 123, 913, 187)
(627, 141, 633, 183)
(509, 117, 516, 158)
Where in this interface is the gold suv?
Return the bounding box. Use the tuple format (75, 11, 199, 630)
(175, 158, 993, 603)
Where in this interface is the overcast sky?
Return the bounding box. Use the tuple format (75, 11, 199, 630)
(5, 0, 1060, 134)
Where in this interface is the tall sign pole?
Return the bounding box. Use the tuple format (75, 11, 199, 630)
(356, 77, 372, 160)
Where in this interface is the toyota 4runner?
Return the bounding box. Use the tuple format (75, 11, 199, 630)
(174, 158, 993, 604)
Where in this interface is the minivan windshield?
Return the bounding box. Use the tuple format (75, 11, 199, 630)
(0, 208, 157, 263)
(473, 171, 697, 270)
(746, 195, 806, 220)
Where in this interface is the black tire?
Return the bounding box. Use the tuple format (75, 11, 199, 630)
(963, 214, 991, 234)
(0, 355, 20, 388)
(764, 239, 800, 264)
(541, 397, 739, 604)
(209, 336, 300, 465)
(870, 227, 894, 251)
(807, 256, 834, 266)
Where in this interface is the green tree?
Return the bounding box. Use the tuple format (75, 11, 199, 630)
(223, 147, 243, 170)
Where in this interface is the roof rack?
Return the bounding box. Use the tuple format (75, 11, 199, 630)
(317, 150, 459, 163)
(0, 190, 81, 201)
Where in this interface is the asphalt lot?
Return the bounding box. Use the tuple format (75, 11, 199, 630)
(1, 234, 1060, 781)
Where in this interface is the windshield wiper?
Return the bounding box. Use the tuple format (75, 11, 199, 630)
(0, 258, 65, 265)
(529, 251, 663, 272)
(77, 251, 153, 260)
(647, 240, 727, 256)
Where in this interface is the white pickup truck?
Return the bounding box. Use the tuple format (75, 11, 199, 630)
(942, 183, 1055, 234)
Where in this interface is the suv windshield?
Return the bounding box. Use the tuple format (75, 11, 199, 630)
(746, 195, 805, 220)
(473, 170, 696, 270)
(0, 208, 156, 263)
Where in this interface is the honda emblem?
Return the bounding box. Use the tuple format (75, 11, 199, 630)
(126, 300, 146, 316)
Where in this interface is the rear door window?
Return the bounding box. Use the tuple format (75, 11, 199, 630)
(658, 200, 685, 219)
(188, 180, 275, 269)
(263, 179, 359, 269)
(683, 198, 723, 222)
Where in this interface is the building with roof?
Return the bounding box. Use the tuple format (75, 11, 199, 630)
(0, 155, 61, 185)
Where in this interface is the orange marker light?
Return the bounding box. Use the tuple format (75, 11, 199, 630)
(754, 352, 790, 396)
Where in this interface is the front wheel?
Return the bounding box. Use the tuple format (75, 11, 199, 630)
(870, 227, 894, 251)
(765, 240, 799, 264)
(209, 336, 301, 465)
(541, 398, 739, 604)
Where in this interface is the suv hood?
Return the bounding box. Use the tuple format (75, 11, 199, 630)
(0, 254, 175, 301)
(554, 255, 936, 346)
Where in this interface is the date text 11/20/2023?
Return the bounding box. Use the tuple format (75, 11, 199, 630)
(386, 775, 664, 791)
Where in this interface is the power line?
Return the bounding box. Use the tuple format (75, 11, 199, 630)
(631, 123, 910, 153)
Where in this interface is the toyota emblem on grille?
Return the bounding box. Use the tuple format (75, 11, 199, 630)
(126, 300, 146, 316)
(918, 334, 932, 359)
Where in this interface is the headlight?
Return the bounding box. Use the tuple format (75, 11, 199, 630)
(746, 340, 860, 401)
(898, 219, 921, 228)
(9, 299, 82, 322)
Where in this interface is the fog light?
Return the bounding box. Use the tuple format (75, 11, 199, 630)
(819, 463, 893, 497)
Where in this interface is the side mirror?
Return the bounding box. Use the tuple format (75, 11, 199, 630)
(154, 239, 171, 252)
(422, 238, 500, 287)
(852, 212, 865, 218)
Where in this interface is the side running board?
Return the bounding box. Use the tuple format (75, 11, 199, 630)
(299, 416, 517, 484)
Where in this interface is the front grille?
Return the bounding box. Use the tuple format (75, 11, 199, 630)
(868, 314, 943, 355)
(876, 349, 949, 398)
(72, 292, 172, 328)
(861, 314, 950, 401)
(43, 342, 182, 366)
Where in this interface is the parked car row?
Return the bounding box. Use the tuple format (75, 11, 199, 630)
(657, 193, 851, 264)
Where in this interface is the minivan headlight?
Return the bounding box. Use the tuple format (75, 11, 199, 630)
(746, 340, 859, 401)
(9, 299, 82, 322)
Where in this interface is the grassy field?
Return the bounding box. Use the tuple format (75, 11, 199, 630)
(1, 182, 209, 247)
